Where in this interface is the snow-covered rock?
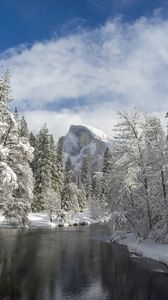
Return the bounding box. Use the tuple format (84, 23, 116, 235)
(63, 124, 112, 167)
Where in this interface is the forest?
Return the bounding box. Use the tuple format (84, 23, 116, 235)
(1, 71, 168, 243)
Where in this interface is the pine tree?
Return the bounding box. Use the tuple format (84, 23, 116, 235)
(32, 124, 52, 211)
(64, 156, 74, 184)
(29, 131, 36, 148)
(0, 70, 12, 106)
(29, 131, 37, 176)
(14, 107, 18, 119)
(80, 155, 92, 200)
(32, 125, 61, 220)
(44, 181, 61, 222)
(56, 137, 64, 198)
(49, 134, 58, 192)
(101, 147, 113, 207)
(61, 182, 79, 212)
(0, 71, 34, 227)
(62, 154, 79, 212)
(90, 170, 107, 219)
(77, 186, 87, 212)
(102, 147, 112, 175)
(19, 116, 29, 138)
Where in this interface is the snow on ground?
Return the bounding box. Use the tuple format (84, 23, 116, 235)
(29, 211, 100, 227)
(0, 211, 99, 228)
(112, 233, 168, 266)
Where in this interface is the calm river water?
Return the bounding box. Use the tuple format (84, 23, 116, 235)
(0, 224, 168, 300)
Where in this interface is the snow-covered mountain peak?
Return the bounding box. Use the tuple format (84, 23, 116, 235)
(63, 124, 112, 168)
(77, 124, 110, 142)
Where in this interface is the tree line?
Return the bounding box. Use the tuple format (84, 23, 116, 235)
(0, 71, 109, 226)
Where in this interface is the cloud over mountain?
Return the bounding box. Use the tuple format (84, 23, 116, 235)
(0, 16, 168, 138)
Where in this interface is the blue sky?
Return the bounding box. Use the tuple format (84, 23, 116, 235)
(0, 0, 167, 51)
(0, 0, 168, 138)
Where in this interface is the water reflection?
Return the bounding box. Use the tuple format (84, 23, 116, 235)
(0, 225, 167, 300)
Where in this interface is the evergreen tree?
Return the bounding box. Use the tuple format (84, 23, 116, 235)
(62, 153, 80, 212)
(19, 116, 29, 138)
(0, 69, 12, 106)
(44, 181, 61, 222)
(101, 147, 112, 206)
(14, 107, 18, 119)
(29, 131, 37, 176)
(0, 71, 34, 227)
(33, 124, 53, 211)
(90, 170, 107, 219)
(56, 137, 64, 198)
(32, 125, 61, 219)
(102, 147, 112, 175)
(62, 182, 79, 212)
(29, 131, 36, 148)
(64, 155, 74, 184)
(80, 155, 92, 200)
(77, 186, 87, 212)
(49, 134, 58, 192)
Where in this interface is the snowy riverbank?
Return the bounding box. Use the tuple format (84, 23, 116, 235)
(29, 212, 99, 227)
(111, 233, 168, 267)
(0, 211, 100, 228)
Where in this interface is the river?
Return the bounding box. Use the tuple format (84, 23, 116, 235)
(0, 224, 168, 299)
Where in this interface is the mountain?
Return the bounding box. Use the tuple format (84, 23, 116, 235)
(63, 124, 112, 168)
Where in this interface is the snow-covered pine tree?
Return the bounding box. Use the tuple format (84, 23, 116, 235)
(29, 131, 37, 175)
(29, 131, 36, 148)
(80, 154, 92, 200)
(102, 147, 112, 175)
(101, 147, 112, 204)
(49, 134, 58, 192)
(32, 124, 52, 211)
(32, 125, 61, 219)
(56, 137, 64, 198)
(75, 169, 87, 212)
(61, 182, 79, 212)
(48, 134, 62, 220)
(14, 107, 18, 119)
(0, 69, 12, 105)
(44, 180, 61, 222)
(7, 130, 34, 226)
(19, 116, 29, 138)
(62, 154, 80, 212)
(90, 169, 107, 220)
(77, 186, 87, 212)
(0, 71, 34, 227)
(64, 155, 74, 184)
(0, 71, 15, 209)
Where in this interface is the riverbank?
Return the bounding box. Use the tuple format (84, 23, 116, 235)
(0, 211, 100, 228)
(29, 211, 99, 227)
(112, 233, 168, 267)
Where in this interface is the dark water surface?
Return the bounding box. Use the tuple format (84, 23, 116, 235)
(0, 224, 168, 300)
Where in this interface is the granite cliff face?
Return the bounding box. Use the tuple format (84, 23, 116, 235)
(63, 125, 111, 167)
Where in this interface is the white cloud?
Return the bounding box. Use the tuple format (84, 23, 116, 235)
(23, 105, 119, 141)
(1, 16, 168, 137)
